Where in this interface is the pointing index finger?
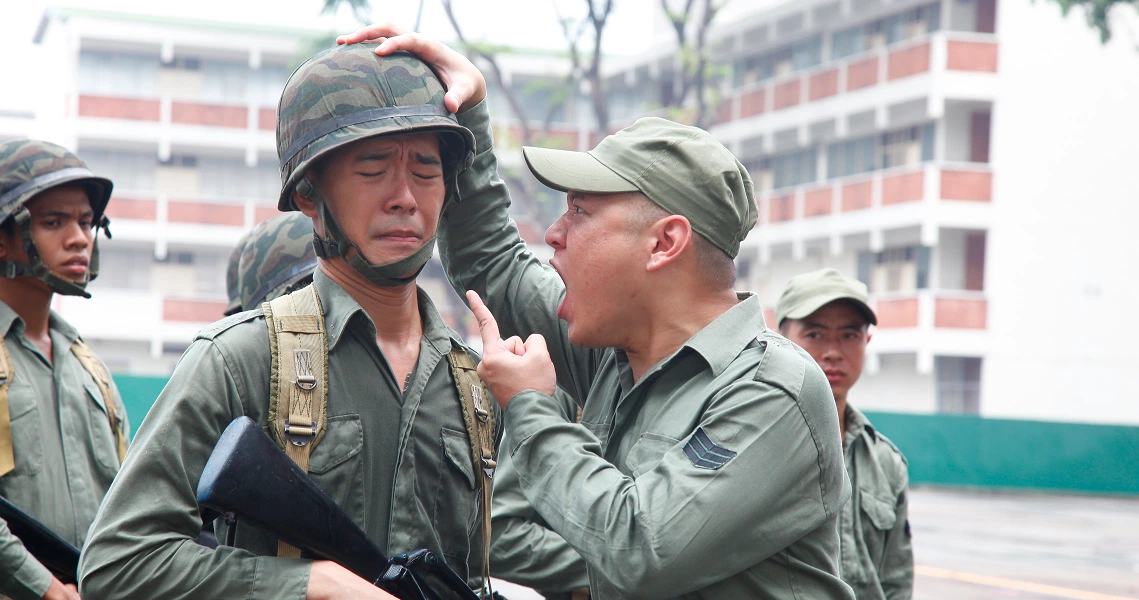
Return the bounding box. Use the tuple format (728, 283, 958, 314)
(466, 290, 502, 350)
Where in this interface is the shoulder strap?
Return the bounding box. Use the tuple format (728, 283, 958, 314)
(71, 339, 127, 464)
(0, 338, 14, 477)
(445, 346, 497, 599)
(264, 284, 328, 558)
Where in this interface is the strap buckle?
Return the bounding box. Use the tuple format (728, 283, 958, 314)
(481, 456, 496, 479)
(284, 419, 317, 446)
(471, 385, 490, 423)
(294, 349, 318, 391)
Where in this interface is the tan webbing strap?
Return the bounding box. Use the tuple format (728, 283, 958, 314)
(0, 339, 15, 477)
(446, 347, 497, 599)
(264, 284, 328, 558)
(71, 339, 127, 464)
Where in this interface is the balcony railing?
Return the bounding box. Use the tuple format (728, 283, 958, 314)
(716, 31, 998, 125)
(52, 289, 228, 356)
(759, 162, 991, 226)
(103, 190, 279, 243)
(78, 94, 276, 132)
(761, 289, 987, 334)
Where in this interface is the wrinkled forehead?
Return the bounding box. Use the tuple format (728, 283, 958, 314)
(321, 131, 443, 166)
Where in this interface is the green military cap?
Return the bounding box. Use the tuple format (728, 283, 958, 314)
(522, 117, 756, 258)
(775, 268, 877, 326)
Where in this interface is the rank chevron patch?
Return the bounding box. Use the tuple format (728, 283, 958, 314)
(683, 427, 737, 470)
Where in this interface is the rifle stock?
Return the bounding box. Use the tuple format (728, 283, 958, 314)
(0, 495, 80, 584)
(197, 417, 479, 600)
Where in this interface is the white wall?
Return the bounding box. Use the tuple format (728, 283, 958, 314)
(851, 352, 936, 413)
(984, 0, 1139, 424)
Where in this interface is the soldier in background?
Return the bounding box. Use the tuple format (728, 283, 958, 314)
(776, 268, 913, 600)
(0, 140, 130, 600)
(224, 213, 318, 316)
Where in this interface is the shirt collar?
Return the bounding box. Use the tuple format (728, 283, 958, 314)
(682, 292, 768, 376)
(0, 301, 79, 343)
(313, 269, 464, 353)
(844, 404, 876, 448)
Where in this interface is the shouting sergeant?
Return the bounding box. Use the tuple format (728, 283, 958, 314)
(0, 140, 129, 600)
(776, 268, 913, 599)
(341, 25, 854, 599)
(79, 44, 500, 600)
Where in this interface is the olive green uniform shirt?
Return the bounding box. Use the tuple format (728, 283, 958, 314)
(840, 406, 913, 599)
(0, 302, 128, 600)
(78, 272, 500, 599)
(439, 100, 854, 599)
(489, 389, 589, 597)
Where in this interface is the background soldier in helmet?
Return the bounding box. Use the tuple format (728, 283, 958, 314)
(223, 212, 318, 316)
(0, 140, 129, 600)
(78, 43, 501, 600)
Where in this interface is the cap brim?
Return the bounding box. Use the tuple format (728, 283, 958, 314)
(783, 294, 878, 326)
(523, 146, 639, 194)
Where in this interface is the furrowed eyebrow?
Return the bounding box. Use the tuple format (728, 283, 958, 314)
(413, 152, 441, 167)
(355, 151, 397, 163)
(39, 209, 91, 218)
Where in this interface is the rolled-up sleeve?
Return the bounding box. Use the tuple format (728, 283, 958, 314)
(504, 380, 834, 599)
(78, 341, 310, 600)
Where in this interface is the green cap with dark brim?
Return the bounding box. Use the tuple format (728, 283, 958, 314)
(775, 268, 878, 327)
(522, 117, 756, 258)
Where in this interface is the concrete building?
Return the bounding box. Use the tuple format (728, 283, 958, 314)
(600, 0, 1139, 424)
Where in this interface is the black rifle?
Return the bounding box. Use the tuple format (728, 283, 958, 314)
(196, 417, 480, 600)
(0, 495, 80, 585)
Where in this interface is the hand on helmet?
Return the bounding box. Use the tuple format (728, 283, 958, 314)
(338, 23, 487, 114)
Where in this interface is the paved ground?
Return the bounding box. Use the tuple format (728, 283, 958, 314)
(493, 487, 1139, 599)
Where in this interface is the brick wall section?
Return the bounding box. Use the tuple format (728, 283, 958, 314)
(259, 108, 277, 131)
(770, 194, 796, 222)
(947, 41, 999, 72)
(841, 180, 873, 211)
(804, 187, 833, 217)
(171, 102, 247, 128)
(773, 79, 801, 110)
(846, 57, 879, 91)
(881, 170, 925, 205)
(740, 89, 766, 118)
(940, 170, 993, 201)
(104, 197, 157, 220)
(163, 298, 227, 323)
(876, 298, 920, 328)
(935, 298, 988, 329)
(78, 95, 161, 121)
(808, 69, 839, 101)
(167, 201, 245, 226)
(887, 42, 931, 80)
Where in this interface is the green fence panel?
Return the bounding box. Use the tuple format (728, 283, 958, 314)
(111, 374, 170, 438)
(864, 411, 1139, 495)
(108, 375, 1139, 495)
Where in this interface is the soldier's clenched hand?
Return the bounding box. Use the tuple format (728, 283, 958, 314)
(467, 290, 556, 407)
(337, 23, 487, 114)
(306, 560, 397, 600)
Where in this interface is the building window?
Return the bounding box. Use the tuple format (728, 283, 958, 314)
(771, 148, 818, 190)
(829, 2, 941, 61)
(78, 50, 159, 97)
(858, 245, 930, 293)
(79, 149, 156, 193)
(936, 356, 982, 414)
(827, 123, 935, 179)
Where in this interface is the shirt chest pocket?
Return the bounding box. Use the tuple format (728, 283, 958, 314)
(307, 415, 365, 529)
(4, 379, 42, 477)
(84, 379, 122, 473)
(858, 488, 897, 569)
(627, 432, 680, 478)
(434, 427, 479, 578)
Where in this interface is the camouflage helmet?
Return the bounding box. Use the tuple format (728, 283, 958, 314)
(275, 43, 475, 211)
(223, 226, 257, 316)
(273, 43, 474, 289)
(236, 213, 317, 312)
(0, 139, 113, 298)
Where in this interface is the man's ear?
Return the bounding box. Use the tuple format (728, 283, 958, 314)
(645, 215, 693, 273)
(294, 185, 317, 218)
(0, 228, 13, 261)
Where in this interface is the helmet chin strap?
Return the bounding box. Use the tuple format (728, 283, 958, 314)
(299, 177, 435, 288)
(0, 206, 109, 298)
